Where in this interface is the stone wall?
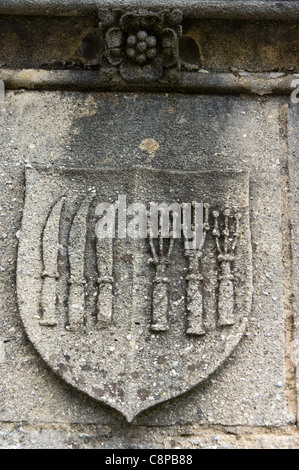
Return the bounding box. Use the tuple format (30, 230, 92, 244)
(0, 0, 299, 449)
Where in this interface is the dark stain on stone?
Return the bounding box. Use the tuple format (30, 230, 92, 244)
(57, 362, 72, 373)
(92, 386, 105, 397)
(157, 355, 167, 365)
(179, 36, 201, 69)
(76, 30, 102, 64)
(49, 354, 59, 363)
(65, 438, 80, 449)
(113, 272, 122, 282)
(171, 290, 182, 302)
(77, 376, 87, 387)
(120, 253, 134, 263)
(97, 382, 125, 401)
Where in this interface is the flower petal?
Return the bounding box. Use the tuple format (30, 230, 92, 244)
(161, 28, 177, 48)
(105, 28, 125, 65)
(105, 27, 124, 48)
(106, 47, 125, 66)
(161, 28, 179, 68)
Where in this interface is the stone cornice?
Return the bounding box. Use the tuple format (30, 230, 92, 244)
(0, 0, 298, 20)
(1, 68, 297, 96)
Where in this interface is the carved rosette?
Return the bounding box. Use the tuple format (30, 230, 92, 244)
(100, 9, 183, 82)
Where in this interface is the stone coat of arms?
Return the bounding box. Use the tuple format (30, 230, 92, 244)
(17, 166, 252, 422)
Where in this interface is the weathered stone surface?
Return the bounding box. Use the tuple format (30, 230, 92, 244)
(181, 19, 299, 73)
(0, 339, 5, 364)
(1, 422, 299, 449)
(0, 91, 287, 430)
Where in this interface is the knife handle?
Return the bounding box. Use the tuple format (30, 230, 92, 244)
(67, 278, 86, 330)
(97, 276, 113, 328)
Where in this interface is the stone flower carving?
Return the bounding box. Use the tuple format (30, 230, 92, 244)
(104, 10, 182, 81)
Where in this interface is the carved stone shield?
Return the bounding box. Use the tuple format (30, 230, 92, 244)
(17, 166, 252, 422)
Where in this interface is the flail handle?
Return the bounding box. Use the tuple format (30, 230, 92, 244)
(185, 253, 205, 336)
(218, 259, 235, 326)
(186, 272, 205, 336)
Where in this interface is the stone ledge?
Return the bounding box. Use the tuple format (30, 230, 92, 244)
(1, 422, 299, 449)
(1, 68, 298, 95)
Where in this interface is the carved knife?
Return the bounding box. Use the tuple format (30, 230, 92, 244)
(68, 194, 94, 330)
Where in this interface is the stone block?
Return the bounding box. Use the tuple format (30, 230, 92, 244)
(0, 91, 287, 428)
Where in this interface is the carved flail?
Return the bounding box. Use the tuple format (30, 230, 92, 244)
(213, 207, 241, 326)
(40, 196, 65, 327)
(148, 212, 174, 332)
(67, 195, 94, 330)
(184, 203, 210, 336)
(96, 237, 114, 328)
